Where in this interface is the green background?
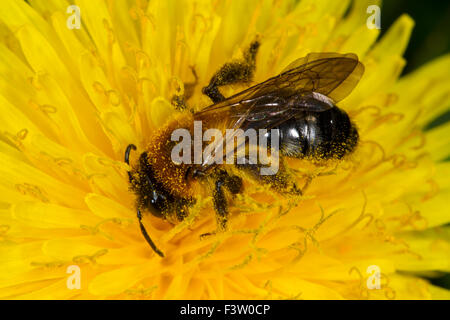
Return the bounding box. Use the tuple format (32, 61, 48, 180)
(382, 0, 450, 291)
(382, 0, 450, 130)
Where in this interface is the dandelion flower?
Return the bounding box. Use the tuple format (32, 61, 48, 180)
(0, 0, 449, 299)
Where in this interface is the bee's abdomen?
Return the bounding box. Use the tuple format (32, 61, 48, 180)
(278, 107, 358, 160)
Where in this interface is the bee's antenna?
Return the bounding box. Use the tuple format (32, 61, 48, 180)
(125, 144, 137, 165)
(125, 145, 164, 257)
(125, 144, 137, 183)
(137, 209, 165, 258)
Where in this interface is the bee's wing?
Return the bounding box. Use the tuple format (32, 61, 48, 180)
(195, 53, 363, 129)
(195, 52, 364, 167)
(197, 98, 302, 168)
(278, 52, 364, 100)
(197, 52, 363, 116)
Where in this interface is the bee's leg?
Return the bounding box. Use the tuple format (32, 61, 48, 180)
(203, 40, 260, 103)
(201, 171, 242, 238)
(171, 66, 198, 111)
(137, 208, 165, 258)
(213, 178, 229, 232)
(213, 170, 243, 228)
(225, 175, 243, 195)
(267, 166, 303, 196)
(217, 169, 243, 194)
(239, 162, 302, 196)
(200, 179, 229, 238)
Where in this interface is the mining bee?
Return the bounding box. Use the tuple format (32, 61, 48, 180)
(125, 41, 364, 257)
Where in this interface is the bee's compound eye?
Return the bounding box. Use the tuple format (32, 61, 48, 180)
(147, 192, 166, 218)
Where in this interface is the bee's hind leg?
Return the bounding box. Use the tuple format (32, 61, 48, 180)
(203, 40, 260, 103)
(238, 162, 302, 197)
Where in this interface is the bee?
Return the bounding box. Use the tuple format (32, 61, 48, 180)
(125, 41, 364, 257)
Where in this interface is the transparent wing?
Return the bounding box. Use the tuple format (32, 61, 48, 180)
(278, 52, 364, 102)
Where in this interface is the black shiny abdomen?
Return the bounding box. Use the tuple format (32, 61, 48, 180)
(276, 106, 358, 159)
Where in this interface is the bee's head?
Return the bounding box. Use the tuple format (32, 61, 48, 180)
(128, 152, 171, 218)
(128, 151, 192, 221)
